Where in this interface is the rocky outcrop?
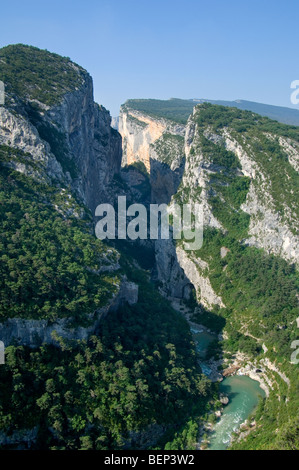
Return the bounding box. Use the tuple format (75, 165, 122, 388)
(224, 131, 299, 263)
(0, 281, 138, 348)
(150, 157, 185, 204)
(182, 120, 223, 229)
(223, 350, 291, 399)
(0, 106, 64, 183)
(154, 238, 224, 308)
(154, 237, 192, 299)
(119, 106, 185, 172)
(149, 133, 185, 204)
(240, 184, 299, 263)
(42, 74, 122, 213)
(219, 394, 229, 405)
(112, 281, 139, 309)
(176, 247, 225, 309)
(166, 108, 299, 265)
(1, 62, 122, 215)
(278, 136, 299, 172)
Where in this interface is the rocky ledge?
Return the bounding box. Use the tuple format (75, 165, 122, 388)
(0, 280, 138, 348)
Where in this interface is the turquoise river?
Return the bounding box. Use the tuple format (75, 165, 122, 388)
(208, 375, 265, 450)
(191, 327, 265, 450)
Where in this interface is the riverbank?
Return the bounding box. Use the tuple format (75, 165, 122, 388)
(207, 375, 266, 450)
(171, 300, 224, 382)
(170, 299, 269, 450)
(222, 352, 270, 397)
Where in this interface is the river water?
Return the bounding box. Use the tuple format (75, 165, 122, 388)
(191, 327, 265, 450)
(208, 375, 265, 450)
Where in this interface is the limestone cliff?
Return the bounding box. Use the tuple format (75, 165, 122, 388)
(0, 44, 122, 214)
(0, 45, 135, 345)
(123, 101, 298, 315)
(43, 77, 122, 213)
(119, 103, 185, 172)
(0, 280, 138, 347)
(182, 105, 299, 264)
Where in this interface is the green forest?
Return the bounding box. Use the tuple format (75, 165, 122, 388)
(0, 144, 211, 450)
(0, 146, 119, 324)
(0, 44, 85, 106)
(0, 258, 211, 450)
(123, 98, 196, 124)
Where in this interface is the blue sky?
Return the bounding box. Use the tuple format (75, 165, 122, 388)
(1, 0, 298, 116)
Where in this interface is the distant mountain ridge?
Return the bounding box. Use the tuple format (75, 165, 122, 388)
(121, 98, 299, 127)
(192, 98, 299, 126)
